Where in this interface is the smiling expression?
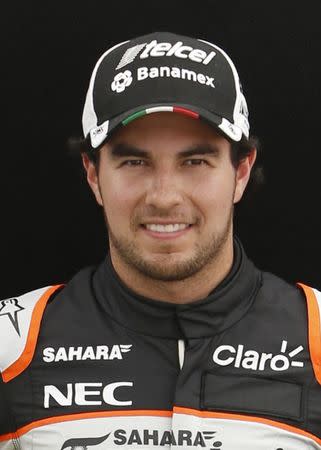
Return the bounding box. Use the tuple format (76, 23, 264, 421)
(83, 112, 255, 282)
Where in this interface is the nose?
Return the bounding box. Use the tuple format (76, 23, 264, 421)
(144, 171, 184, 210)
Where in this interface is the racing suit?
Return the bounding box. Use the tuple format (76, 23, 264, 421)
(1, 237, 321, 449)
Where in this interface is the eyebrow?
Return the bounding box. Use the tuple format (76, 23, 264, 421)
(109, 143, 220, 160)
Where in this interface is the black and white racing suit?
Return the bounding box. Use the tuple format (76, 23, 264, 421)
(1, 237, 321, 449)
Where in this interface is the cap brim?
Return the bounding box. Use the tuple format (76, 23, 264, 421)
(89, 102, 243, 149)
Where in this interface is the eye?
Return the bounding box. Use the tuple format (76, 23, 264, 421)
(121, 159, 146, 167)
(184, 159, 209, 166)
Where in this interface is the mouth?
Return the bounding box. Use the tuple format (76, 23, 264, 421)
(140, 223, 193, 239)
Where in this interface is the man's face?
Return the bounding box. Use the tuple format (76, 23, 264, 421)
(84, 112, 255, 282)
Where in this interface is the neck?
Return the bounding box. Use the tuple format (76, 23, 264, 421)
(109, 235, 234, 304)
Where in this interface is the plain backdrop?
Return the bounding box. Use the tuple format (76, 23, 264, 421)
(1, 0, 321, 297)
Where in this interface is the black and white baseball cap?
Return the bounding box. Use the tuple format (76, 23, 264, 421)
(82, 31, 250, 149)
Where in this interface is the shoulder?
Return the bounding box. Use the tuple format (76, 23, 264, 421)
(295, 282, 321, 385)
(259, 270, 321, 384)
(0, 264, 98, 381)
(257, 270, 308, 312)
(260, 270, 301, 295)
(254, 270, 312, 330)
(0, 285, 63, 381)
(260, 269, 320, 306)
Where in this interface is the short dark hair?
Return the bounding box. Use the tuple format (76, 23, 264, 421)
(230, 135, 265, 193)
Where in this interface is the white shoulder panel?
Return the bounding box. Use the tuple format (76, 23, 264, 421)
(0, 440, 15, 449)
(0, 286, 51, 373)
(312, 287, 321, 315)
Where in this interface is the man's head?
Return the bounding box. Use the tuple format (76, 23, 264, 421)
(82, 111, 256, 282)
(79, 31, 258, 287)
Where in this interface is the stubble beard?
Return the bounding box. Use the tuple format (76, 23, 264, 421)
(103, 209, 234, 283)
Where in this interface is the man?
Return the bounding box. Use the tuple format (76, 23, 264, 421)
(0, 31, 320, 449)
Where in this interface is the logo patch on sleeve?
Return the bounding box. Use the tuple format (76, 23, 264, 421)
(0, 298, 25, 336)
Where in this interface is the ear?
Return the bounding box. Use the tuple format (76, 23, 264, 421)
(81, 153, 103, 206)
(233, 148, 257, 204)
